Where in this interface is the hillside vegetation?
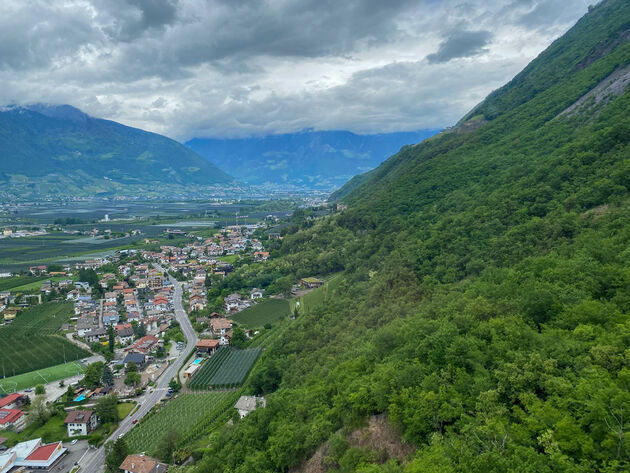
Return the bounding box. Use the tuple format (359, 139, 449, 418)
(187, 2, 630, 472)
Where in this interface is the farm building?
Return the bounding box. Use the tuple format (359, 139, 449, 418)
(300, 277, 324, 289)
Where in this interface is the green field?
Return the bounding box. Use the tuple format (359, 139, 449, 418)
(231, 298, 290, 327)
(189, 347, 261, 390)
(0, 302, 90, 378)
(7, 276, 68, 293)
(0, 361, 85, 393)
(0, 275, 49, 291)
(124, 392, 236, 455)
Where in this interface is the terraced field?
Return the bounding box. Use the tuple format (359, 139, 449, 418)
(188, 347, 261, 390)
(125, 392, 236, 455)
(0, 302, 89, 378)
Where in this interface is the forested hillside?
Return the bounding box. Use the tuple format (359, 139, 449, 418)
(188, 1, 630, 472)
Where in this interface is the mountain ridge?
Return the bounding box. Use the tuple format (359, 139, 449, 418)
(0, 104, 235, 198)
(186, 129, 439, 190)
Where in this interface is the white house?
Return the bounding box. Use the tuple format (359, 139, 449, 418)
(64, 410, 98, 437)
(250, 288, 264, 300)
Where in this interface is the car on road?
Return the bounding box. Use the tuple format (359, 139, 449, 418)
(71, 439, 78, 445)
(132, 419, 138, 424)
(24, 388, 33, 392)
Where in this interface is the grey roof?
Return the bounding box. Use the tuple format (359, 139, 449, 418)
(235, 395, 266, 413)
(85, 328, 106, 337)
(124, 353, 146, 365)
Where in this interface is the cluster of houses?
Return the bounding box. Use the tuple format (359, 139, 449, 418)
(70, 264, 174, 349)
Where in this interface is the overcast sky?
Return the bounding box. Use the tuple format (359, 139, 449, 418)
(0, 0, 594, 140)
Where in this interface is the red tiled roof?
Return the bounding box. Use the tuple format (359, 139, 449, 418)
(0, 393, 22, 409)
(196, 339, 219, 348)
(0, 409, 23, 425)
(25, 442, 61, 461)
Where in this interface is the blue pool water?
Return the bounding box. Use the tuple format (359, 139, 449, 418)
(192, 358, 203, 365)
(73, 394, 85, 402)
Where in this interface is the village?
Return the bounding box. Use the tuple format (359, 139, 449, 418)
(0, 219, 324, 473)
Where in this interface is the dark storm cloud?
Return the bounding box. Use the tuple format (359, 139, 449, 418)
(427, 30, 494, 64)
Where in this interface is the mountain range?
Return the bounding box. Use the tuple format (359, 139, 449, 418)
(0, 104, 234, 198)
(186, 129, 438, 189)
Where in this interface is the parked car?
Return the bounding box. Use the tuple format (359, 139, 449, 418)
(71, 439, 78, 445)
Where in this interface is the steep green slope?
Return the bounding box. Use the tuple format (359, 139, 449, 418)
(0, 104, 234, 197)
(168, 2, 630, 472)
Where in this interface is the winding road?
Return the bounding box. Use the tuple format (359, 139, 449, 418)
(79, 267, 197, 472)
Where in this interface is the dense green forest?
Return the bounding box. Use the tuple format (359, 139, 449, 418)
(185, 1, 630, 472)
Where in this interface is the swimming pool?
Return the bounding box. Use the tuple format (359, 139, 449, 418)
(73, 394, 85, 402)
(192, 358, 203, 365)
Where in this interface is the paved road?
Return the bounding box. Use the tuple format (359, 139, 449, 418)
(79, 269, 197, 473)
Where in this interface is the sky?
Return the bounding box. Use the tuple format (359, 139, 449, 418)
(0, 0, 595, 140)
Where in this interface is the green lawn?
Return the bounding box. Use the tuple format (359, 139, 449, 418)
(231, 298, 290, 328)
(0, 361, 85, 393)
(117, 402, 136, 420)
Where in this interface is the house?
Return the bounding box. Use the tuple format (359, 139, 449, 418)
(29, 265, 47, 275)
(120, 454, 169, 473)
(300, 277, 324, 289)
(250, 288, 264, 300)
(75, 281, 91, 291)
(123, 352, 146, 369)
(0, 409, 25, 432)
(253, 251, 269, 262)
(211, 318, 232, 336)
(0, 394, 25, 410)
(127, 335, 159, 354)
(234, 395, 266, 418)
(116, 324, 135, 345)
(196, 339, 219, 354)
(224, 293, 241, 312)
(84, 328, 106, 343)
(189, 294, 206, 311)
(64, 410, 98, 437)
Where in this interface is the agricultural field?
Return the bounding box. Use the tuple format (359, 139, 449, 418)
(189, 347, 261, 390)
(231, 298, 290, 327)
(0, 302, 89, 378)
(0, 361, 85, 393)
(293, 273, 343, 314)
(124, 392, 236, 455)
(0, 275, 49, 292)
